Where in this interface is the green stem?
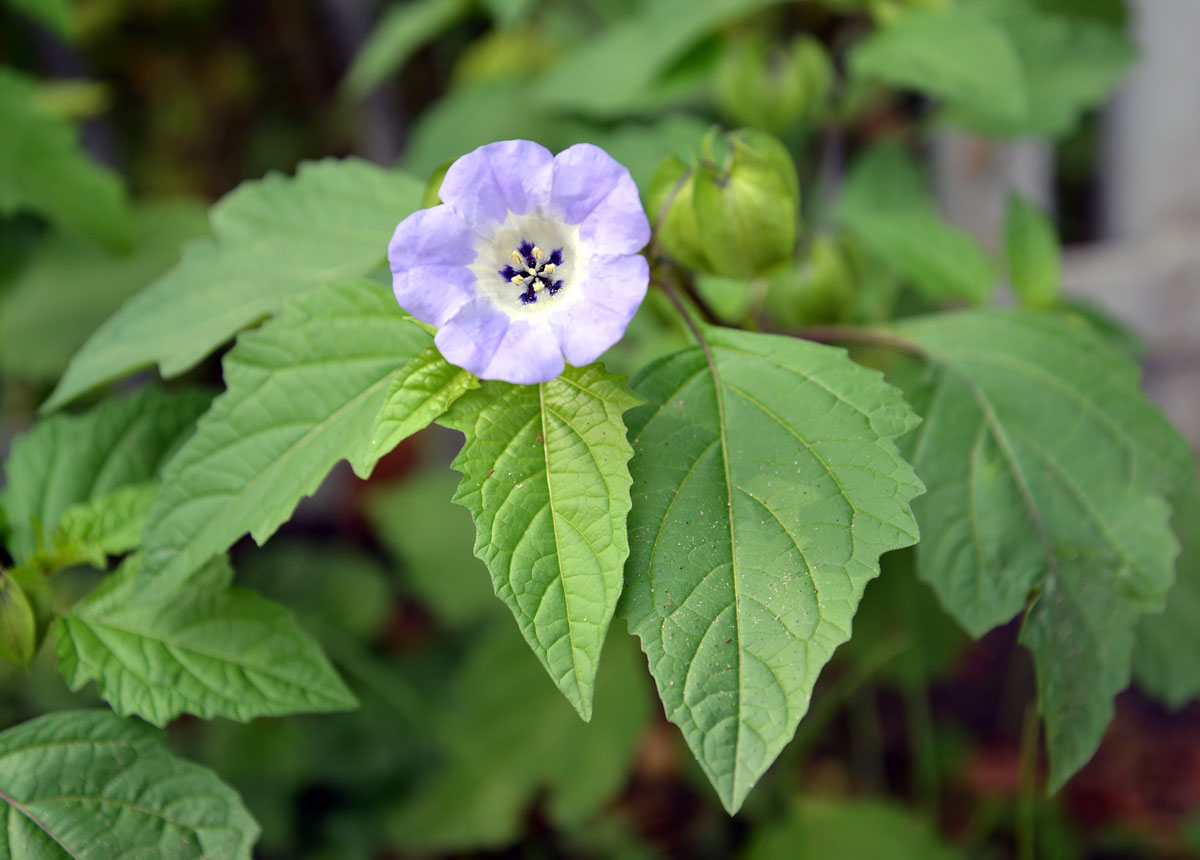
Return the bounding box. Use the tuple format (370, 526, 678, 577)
(1017, 703, 1041, 860)
(791, 324, 927, 358)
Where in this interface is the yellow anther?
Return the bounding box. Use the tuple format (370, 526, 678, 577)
(542, 263, 556, 275)
(511, 250, 522, 266)
(533, 280, 545, 291)
(532, 246, 544, 261)
(510, 274, 525, 285)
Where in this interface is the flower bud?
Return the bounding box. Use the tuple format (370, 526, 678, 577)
(0, 568, 51, 667)
(646, 155, 710, 273)
(692, 129, 800, 279)
(715, 35, 832, 132)
(766, 236, 855, 326)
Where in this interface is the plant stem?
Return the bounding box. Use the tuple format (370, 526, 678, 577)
(1017, 702, 1041, 860)
(791, 324, 927, 358)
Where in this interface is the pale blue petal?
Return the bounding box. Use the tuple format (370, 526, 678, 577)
(439, 140, 555, 228)
(549, 253, 649, 366)
(389, 206, 478, 326)
(436, 298, 564, 384)
(549, 143, 650, 255)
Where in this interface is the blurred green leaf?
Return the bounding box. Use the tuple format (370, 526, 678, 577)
(385, 620, 650, 851)
(743, 797, 961, 860)
(139, 280, 431, 596)
(366, 345, 479, 469)
(622, 327, 923, 813)
(1, 385, 210, 565)
(366, 469, 495, 628)
(949, 0, 1135, 137)
(56, 554, 357, 725)
(1134, 484, 1200, 708)
(533, 0, 789, 117)
(843, 549, 967, 689)
(1004, 193, 1060, 308)
(3, 0, 75, 37)
(849, 6, 1027, 122)
(343, 0, 472, 98)
(0, 200, 209, 382)
(892, 310, 1195, 790)
(440, 364, 640, 720)
(837, 144, 997, 304)
(0, 709, 259, 858)
(239, 541, 393, 641)
(0, 69, 131, 249)
(47, 159, 423, 411)
(479, 0, 537, 27)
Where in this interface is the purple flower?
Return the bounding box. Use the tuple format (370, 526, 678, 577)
(388, 140, 651, 384)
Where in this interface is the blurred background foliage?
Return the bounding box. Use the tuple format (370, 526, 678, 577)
(2, 0, 1198, 857)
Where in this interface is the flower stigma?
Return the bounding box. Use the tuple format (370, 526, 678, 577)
(499, 241, 565, 304)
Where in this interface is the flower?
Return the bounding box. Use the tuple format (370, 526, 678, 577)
(388, 140, 651, 384)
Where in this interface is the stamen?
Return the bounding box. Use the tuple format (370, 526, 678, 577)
(533, 247, 544, 261)
(511, 275, 525, 285)
(511, 250, 522, 266)
(533, 280, 545, 291)
(543, 263, 556, 275)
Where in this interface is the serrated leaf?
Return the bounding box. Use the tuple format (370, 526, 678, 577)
(439, 364, 641, 720)
(0, 201, 209, 382)
(138, 280, 430, 595)
(837, 145, 996, 304)
(50, 482, 158, 569)
(0, 68, 131, 248)
(621, 326, 923, 813)
(366, 345, 479, 468)
(891, 310, 1194, 789)
(1, 385, 210, 565)
(55, 554, 357, 725)
(1004, 193, 1060, 308)
(385, 618, 649, 851)
(849, 7, 1027, 122)
(0, 709, 259, 859)
(1134, 485, 1200, 708)
(46, 159, 424, 411)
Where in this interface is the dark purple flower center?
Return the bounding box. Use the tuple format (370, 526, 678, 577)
(498, 240, 565, 305)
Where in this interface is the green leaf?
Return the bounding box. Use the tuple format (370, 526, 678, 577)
(892, 310, 1195, 790)
(366, 346, 479, 468)
(849, 7, 1027, 122)
(0, 69, 131, 248)
(3, 0, 75, 37)
(343, 0, 471, 98)
(439, 364, 641, 720)
(532, 0, 788, 117)
(1, 385, 210, 565)
(55, 555, 358, 725)
(49, 483, 158, 569)
(365, 470, 496, 628)
(837, 145, 997, 304)
(0, 709, 259, 858)
(385, 619, 649, 851)
(621, 326, 923, 813)
(46, 159, 424, 411)
(948, 0, 1135, 137)
(1004, 193, 1060, 308)
(139, 280, 431, 596)
(0, 201, 209, 382)
(1134, 484, 1200, 708)
(744, 797, 961, 860)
